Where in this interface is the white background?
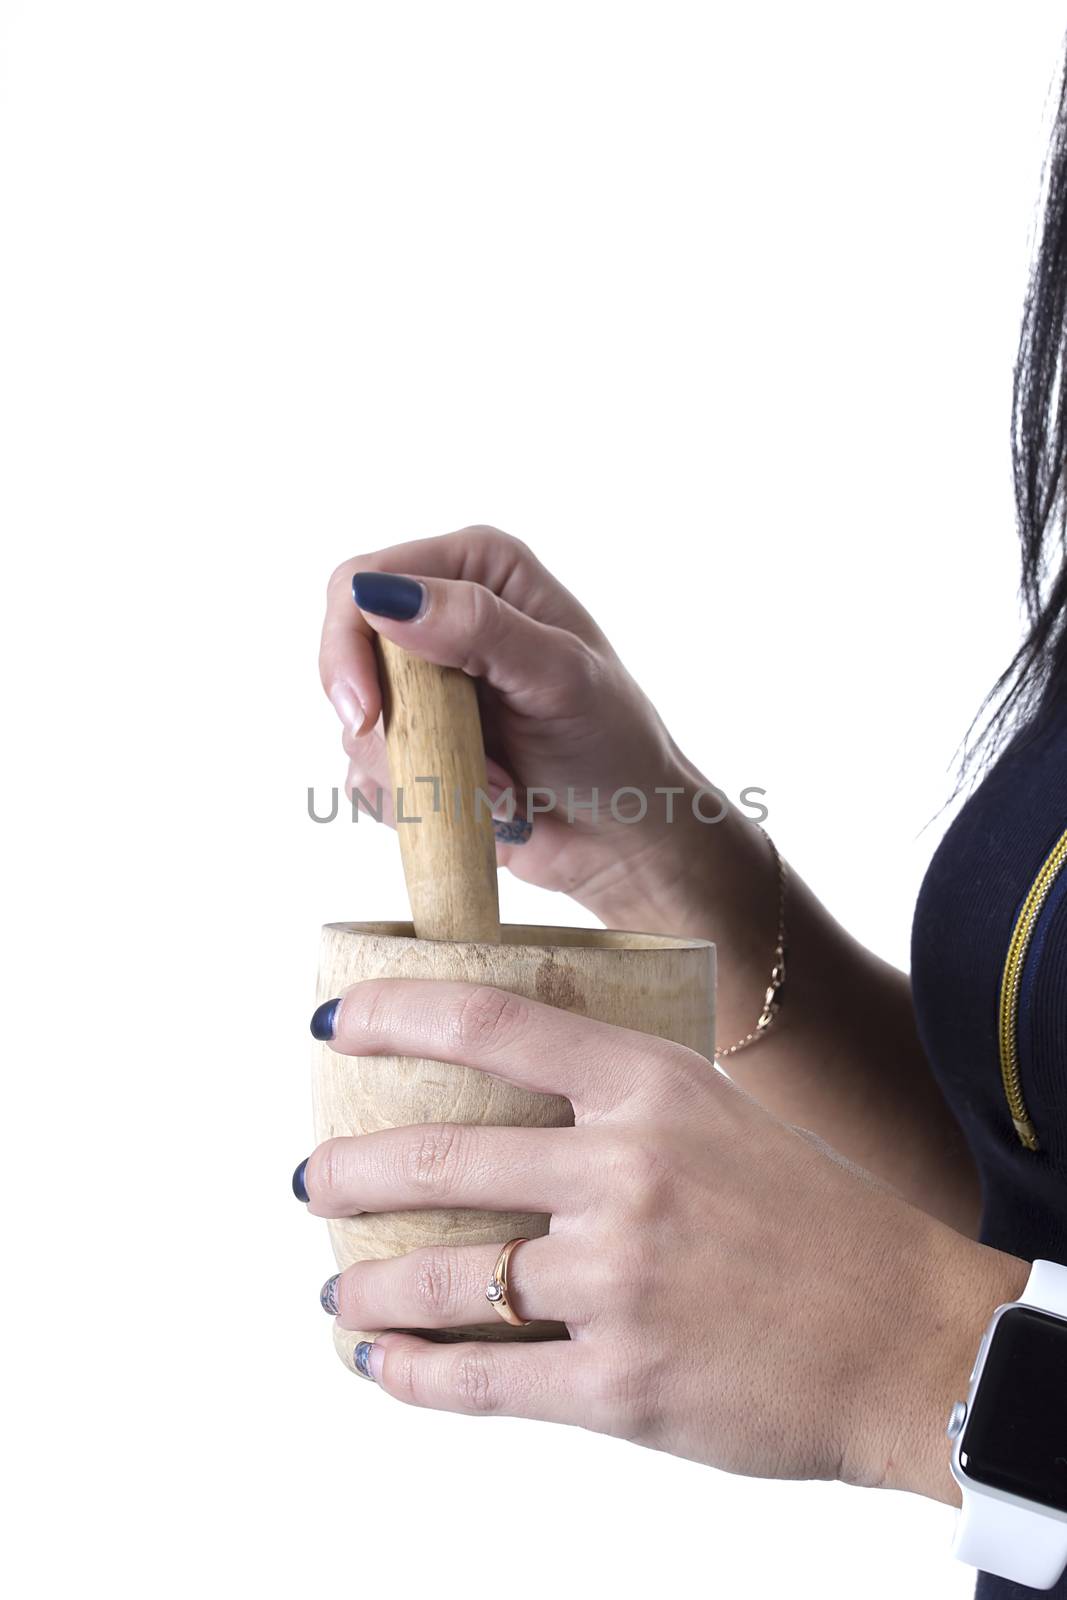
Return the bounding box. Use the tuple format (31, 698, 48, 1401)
(2, 3, 1064, 1596)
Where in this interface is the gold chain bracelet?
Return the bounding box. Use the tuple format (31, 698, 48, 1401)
(714, 824, 788, 1060)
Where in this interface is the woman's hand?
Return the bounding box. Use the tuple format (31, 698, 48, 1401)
(298, 978, 1026, 1497)
(319, 525, 726, 931)
(316, 522, 982, 1241)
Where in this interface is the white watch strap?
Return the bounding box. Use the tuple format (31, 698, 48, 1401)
(954, 1492, 1067, 1589)
(952, 1259, 1067, 1590)
(1020, 1258, 1067, 1318)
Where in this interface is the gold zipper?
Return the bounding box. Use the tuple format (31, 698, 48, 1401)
(998, 825, 1067, 1150)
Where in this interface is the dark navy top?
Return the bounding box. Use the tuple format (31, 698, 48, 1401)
(911, 690, 1067, 1598)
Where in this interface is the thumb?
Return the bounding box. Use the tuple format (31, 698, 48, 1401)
(351, 569, 596, 721)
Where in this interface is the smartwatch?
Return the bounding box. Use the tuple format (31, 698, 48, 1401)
(948, 1258, 1067, 1590)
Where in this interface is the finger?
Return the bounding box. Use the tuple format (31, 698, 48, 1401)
(342, 729, 518, 835)
(329, 1234, 590, 1332)
(342, 728, 395, 827)
(359, 1331, 593, 1427)
(319, 525, 601, 734)
(305, 1123, 590, 1217)
(352, 571, 600, 722)
(323, 977, 689, 1116)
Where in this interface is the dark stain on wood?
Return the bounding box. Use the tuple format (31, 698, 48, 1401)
(533, 955, 585, 1014)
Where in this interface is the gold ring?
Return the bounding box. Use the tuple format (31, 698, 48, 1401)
(485, 1237, 531, 1327)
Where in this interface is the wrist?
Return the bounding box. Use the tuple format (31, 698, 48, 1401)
(575, 789, 788, 1057)
(574, 775, 760, 938)
(849, 1225, 1030, 1504)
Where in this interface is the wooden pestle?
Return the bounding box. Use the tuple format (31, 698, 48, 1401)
(376, 635, 501, 943)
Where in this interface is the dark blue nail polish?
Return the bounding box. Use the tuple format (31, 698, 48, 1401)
(352, 571, 425, 621)
(291, 1158, 310, 1203)
(310, 998, 341, 1041)
(320, 1274, 341, 1316)
(354, 1340, 375, 1380)
(494, 817, 532, 845)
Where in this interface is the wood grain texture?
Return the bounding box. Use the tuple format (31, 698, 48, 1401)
(377, 636, 501, 942)
(311, 921, 715, 1371)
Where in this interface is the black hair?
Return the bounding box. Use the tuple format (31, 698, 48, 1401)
(963, 48, 1067, 774)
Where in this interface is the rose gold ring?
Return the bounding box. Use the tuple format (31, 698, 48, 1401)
(485, 1237, 531, 1327)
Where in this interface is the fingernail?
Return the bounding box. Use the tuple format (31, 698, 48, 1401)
(494, 817, 532, 845)
(310, 998, 341, 1041)
(354, 1340, 385, 1383)
(328, 682, 367, 737)
(291, 1158, 310, 1203)
(320, 1274, 341, 1316)
(352, 571, 426, 622)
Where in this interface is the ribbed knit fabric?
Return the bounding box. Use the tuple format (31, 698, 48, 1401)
(911, 694, 1067, 1598)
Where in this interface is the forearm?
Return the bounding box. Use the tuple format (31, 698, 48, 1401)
(578, 788, 981, 1235)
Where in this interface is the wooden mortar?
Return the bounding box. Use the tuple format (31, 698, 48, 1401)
(311, 639, 715, 1371)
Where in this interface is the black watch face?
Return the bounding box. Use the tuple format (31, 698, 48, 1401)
(959, 1305, 1067, 1512)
